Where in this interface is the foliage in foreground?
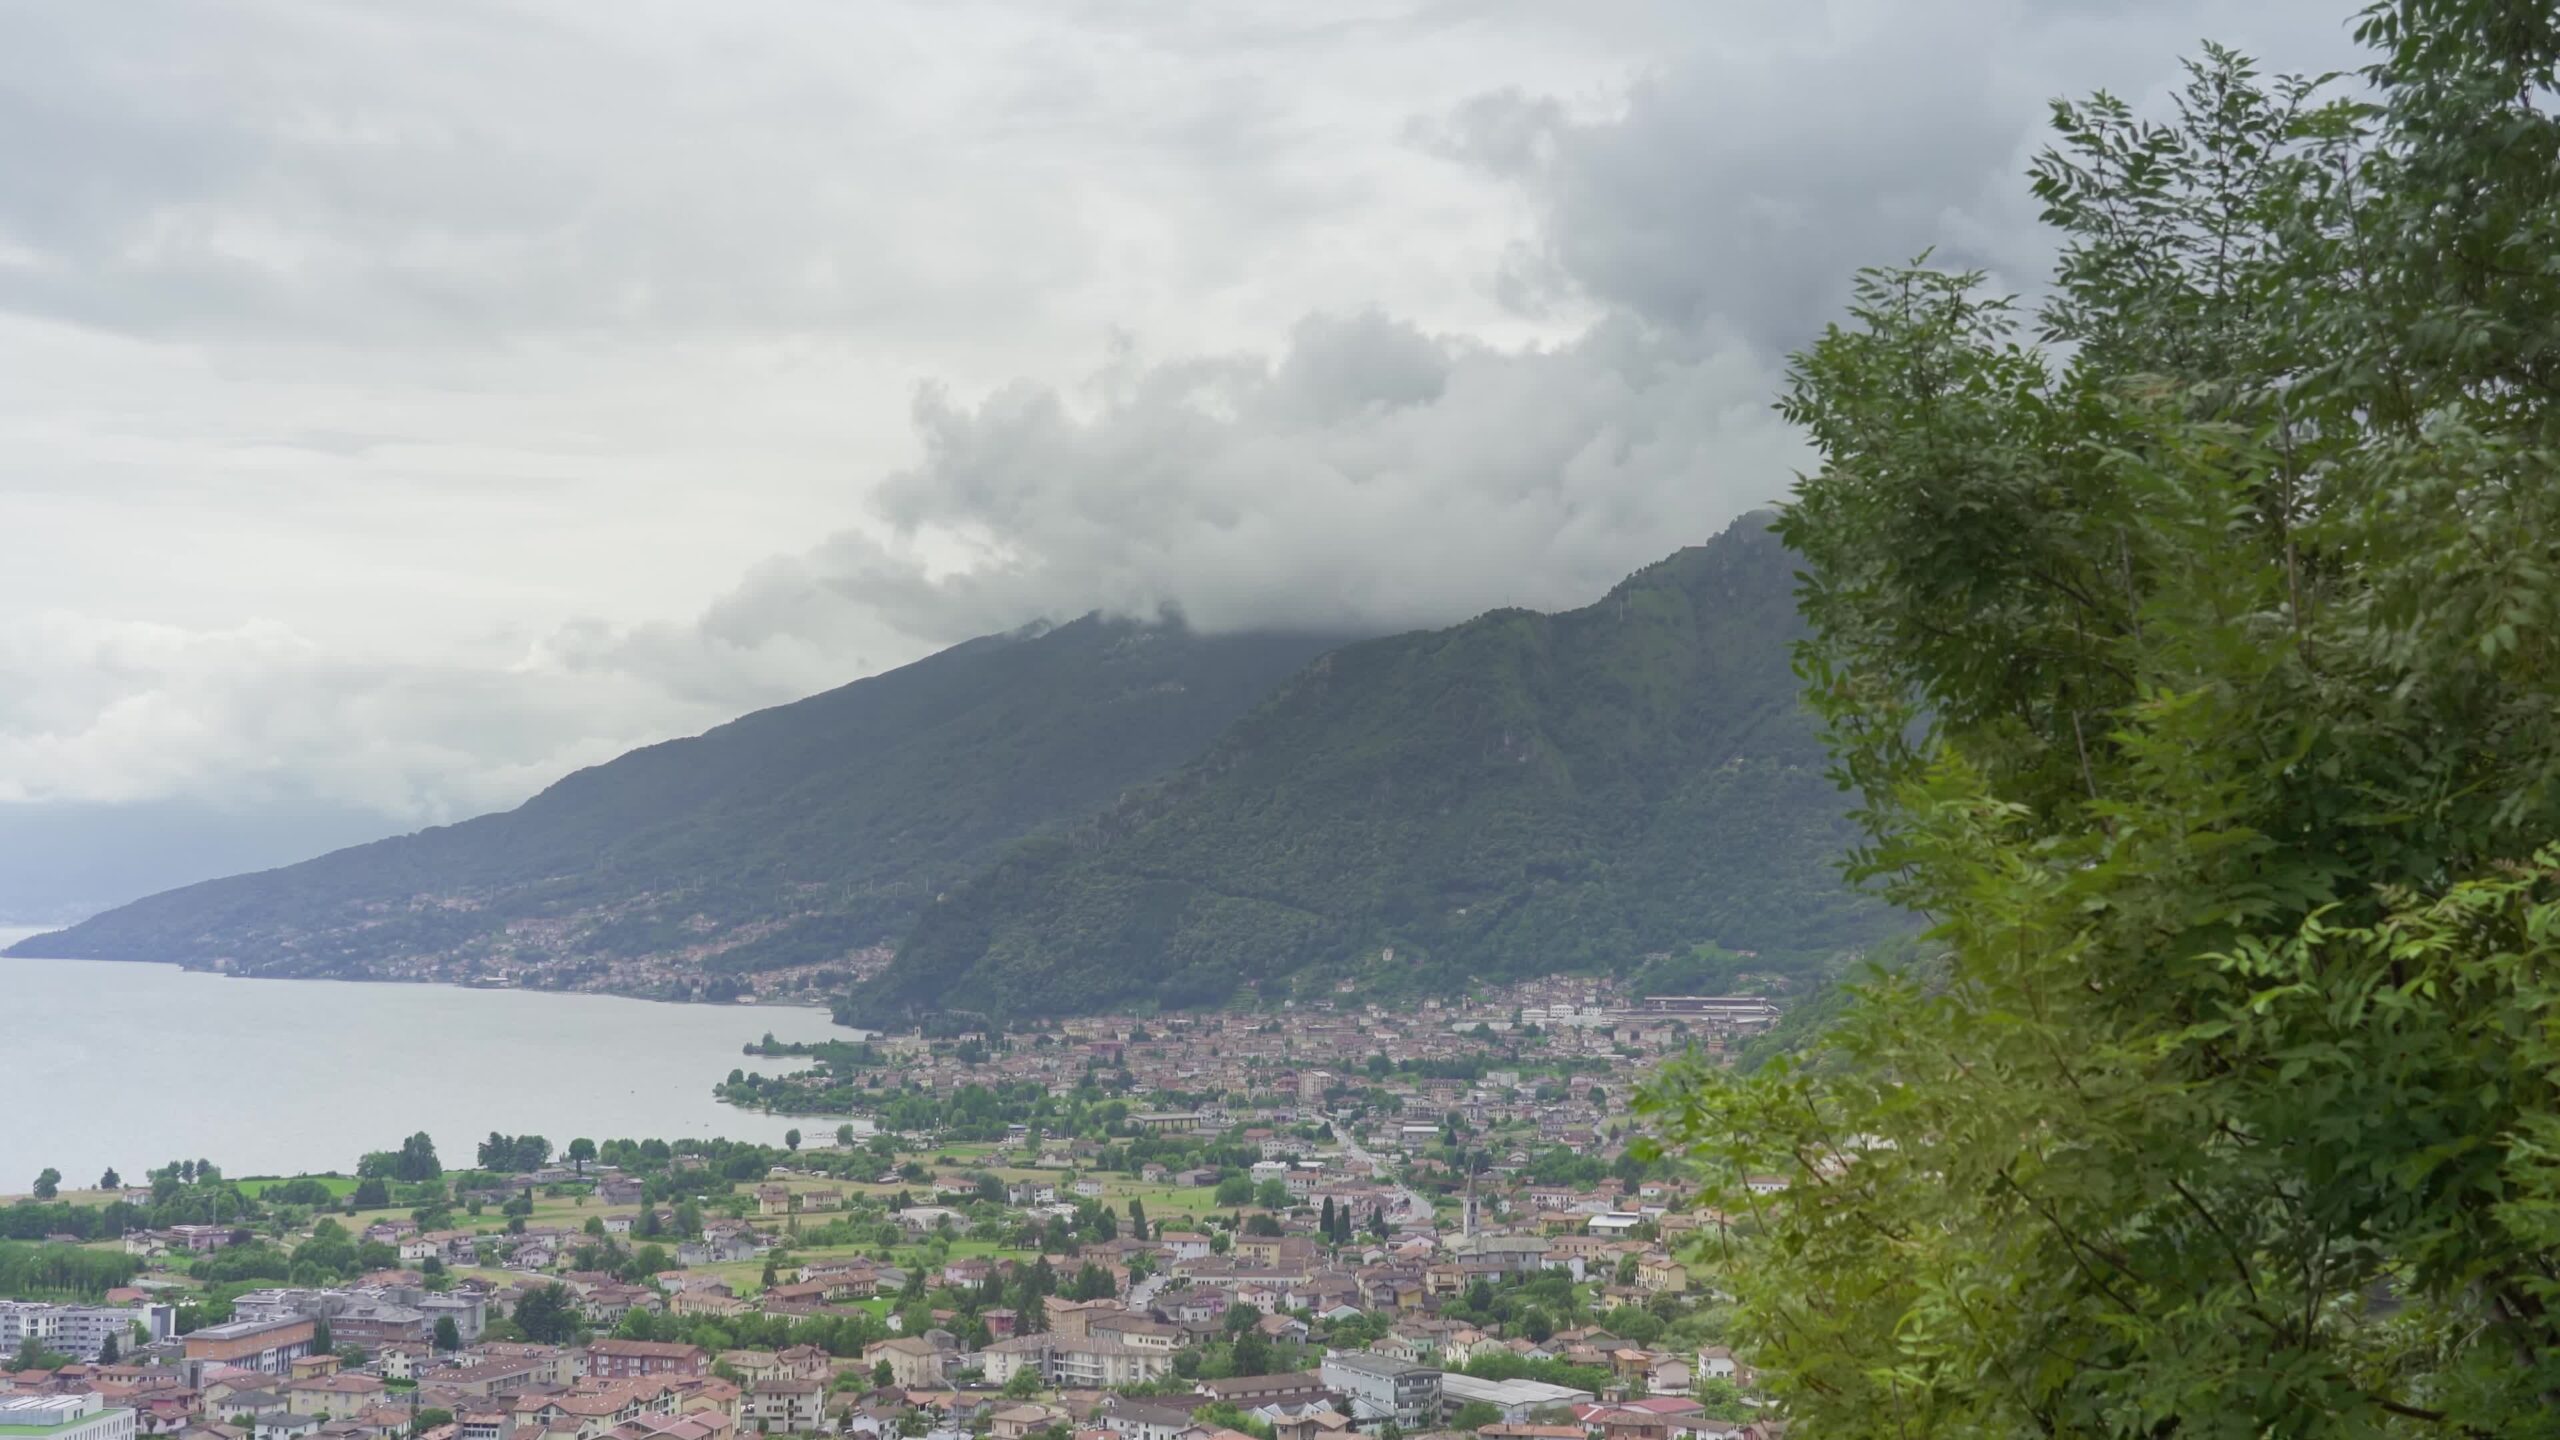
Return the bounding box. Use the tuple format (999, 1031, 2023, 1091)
(1645, 3, 2560, 1434)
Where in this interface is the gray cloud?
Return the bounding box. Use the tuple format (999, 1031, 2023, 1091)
(1429, 0, 2363, 351)
(677, 0, 2363, 651)
(809, 309, 1799, 642)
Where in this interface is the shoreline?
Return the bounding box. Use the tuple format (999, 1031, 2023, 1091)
(0, 948, 851, 1020)
(0, 957, 863, 1184)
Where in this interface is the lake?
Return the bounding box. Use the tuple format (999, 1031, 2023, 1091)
(0, 932, 866, 1190)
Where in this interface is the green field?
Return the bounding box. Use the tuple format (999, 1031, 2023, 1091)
(47, 1140, 1245, 1311)
(237, 1175, 360, 1198)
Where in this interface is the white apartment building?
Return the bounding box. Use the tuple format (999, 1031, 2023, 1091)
(0, 1302, 172, 1362)
(977, 1335, 1175, 1389)
(0, 1394, 138, 1440)
(1320, 1352, 1442, 1432)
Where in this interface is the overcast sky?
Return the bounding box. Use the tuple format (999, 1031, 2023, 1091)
(0, 0, 2361, 914)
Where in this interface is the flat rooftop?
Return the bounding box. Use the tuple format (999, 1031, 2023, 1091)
(0, 1396, 116, 1433)
(1440, 1375, 1596, 1408)
(187, 1315, 309, 1340)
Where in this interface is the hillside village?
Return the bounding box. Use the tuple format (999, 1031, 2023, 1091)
(1, 982, 1789, 1440)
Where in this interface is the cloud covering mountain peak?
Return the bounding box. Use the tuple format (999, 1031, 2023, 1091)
(0, 0, 2359, 914)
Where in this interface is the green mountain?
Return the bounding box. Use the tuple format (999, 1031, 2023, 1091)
(848, 516, 1892, 1021)
(13, 517, 1889, 1011)
(5, 618, 1352, 993)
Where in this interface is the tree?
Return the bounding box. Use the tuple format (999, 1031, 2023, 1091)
(784, 1129, 801, 1153)
(97, 1333, 118, 1364)
(1191, 1403, 1272, 1440)
(311, 1319, 333, 1354)
(413, 1411, 454, 1439)
(396, 1133, 441, 1182)
(12, 1337, 70, 1371)
(1126, 1198, 1148, 1241)
(433, 1316, 461, 1352)
(1646, 9, 2560, 1435)
(872, 1359, 895, 1389)
(566, 1139, 596, 1175)
(1319, 1197, 1336, 1239)
(1690, 1380, 1748, 1423)
(31, 1168, 59, 1201)
(97, 1168, 120, 1191)
(1003, 1367, 1041, 1399)
(512, 1283, 578, 1344)
(1448, 1403, 1502, 1433)
(1252, 1179, 1289, 1212)
(1070, 1263, 1114, 1301)
(475, 1133, 551, 1173)
(1213, 1176, 1253, 1207)
(1229, 1327, 1272, 1378)
(352, 1177, 389, 1208)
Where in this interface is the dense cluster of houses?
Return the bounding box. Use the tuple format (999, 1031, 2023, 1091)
(6, 1151, 1776, 1440)
(770, 977, 1777, 1150)
(3, 1298, 1773, 1440)
(6, 979, 1794, 1440)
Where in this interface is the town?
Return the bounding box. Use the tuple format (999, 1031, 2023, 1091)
(714, 976, 1786, 1143)
(1, 984, 1789, 1440)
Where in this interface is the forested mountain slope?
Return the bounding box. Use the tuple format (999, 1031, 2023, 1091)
(849, 517, 1891, 1020)
(8, 618, 1350, 992)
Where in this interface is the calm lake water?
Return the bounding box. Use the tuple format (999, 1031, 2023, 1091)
(0, 932, 864, 1190)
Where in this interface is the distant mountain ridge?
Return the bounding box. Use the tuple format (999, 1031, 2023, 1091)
(848, 517, 1894, 1021)
(7, 618, 1355, 994)
(12, 516, 1893, 1014)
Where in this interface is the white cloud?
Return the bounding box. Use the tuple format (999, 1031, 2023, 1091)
(0, 610, 706, 820)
